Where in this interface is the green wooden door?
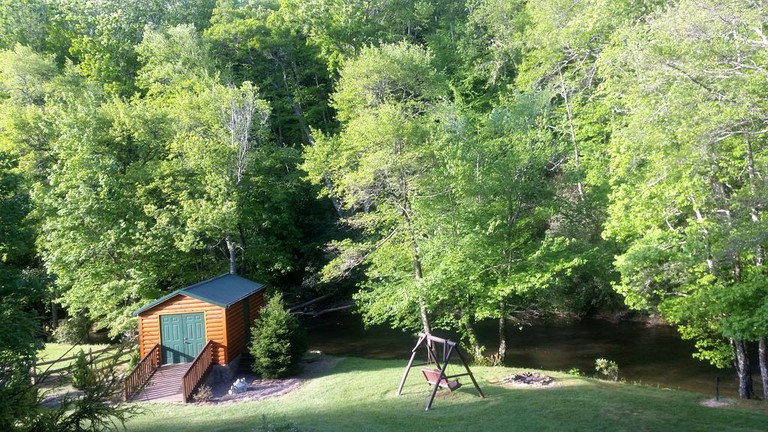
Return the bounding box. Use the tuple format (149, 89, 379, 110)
(183, 313, 206, 359)
(160, 313, 205, 364)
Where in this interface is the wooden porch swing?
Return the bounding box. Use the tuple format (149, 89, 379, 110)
(397, 332, 485, 410)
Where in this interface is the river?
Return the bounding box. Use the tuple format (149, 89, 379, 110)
(304, 311, 759, 398)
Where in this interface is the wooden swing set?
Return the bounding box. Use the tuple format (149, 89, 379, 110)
(397, 332, 485, 410)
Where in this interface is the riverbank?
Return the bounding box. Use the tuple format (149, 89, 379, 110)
(124, 357, 768, 432)
(303, 311, 744, 397)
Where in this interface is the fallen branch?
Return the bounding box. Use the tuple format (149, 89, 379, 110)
(288, 293, 334, 312)
(295, 304, 354, 318)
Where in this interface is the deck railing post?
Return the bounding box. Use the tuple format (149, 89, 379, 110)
(122, 343, 161, 402)
(181, 340, 214, 403)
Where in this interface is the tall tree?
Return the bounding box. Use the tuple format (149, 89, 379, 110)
(304, 42, 449, 334)
(0, 45, 60, 326)
(602, 0, 768, 398)
(206, 0, 334, 146)
(138, 24, 303, 286)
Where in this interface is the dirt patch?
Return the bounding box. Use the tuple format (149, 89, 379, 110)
(700, 398, 734, 408)
(200, 355, 341, 404)
(498, 372, 557, 388)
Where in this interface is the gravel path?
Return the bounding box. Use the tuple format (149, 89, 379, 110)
(204, 355, 341, 404)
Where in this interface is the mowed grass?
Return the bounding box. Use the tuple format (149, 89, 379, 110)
(124, 357, 768, 432)
(37, 343, 112, 366)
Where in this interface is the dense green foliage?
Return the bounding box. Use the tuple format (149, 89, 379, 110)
(249, 294, 307, 378)
(1, 343, 140, 432)
(1, 0, 767, 406)
(52, 314, 90, 344)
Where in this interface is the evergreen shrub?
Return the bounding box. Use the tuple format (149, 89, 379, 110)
(249, 294, 307, 378)
(71, 350, 96, 390)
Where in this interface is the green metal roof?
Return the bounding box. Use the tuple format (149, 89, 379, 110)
(133, 274, 266, 316)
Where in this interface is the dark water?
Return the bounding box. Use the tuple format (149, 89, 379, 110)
(304, 311, 757, 398)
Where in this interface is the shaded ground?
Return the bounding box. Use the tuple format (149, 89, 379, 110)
(126, 358, 768, 432)
(203, 355, 341, 404)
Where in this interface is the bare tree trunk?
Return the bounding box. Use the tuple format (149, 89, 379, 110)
(745, 135, 763, 267)
(51, 286, 58, 329)
(760, 338, 768, 400)
(498, 316, 507, 364)
(226, 233, 237, 275)
(400, 182, 431, 335)
(417, 298, 432, 336)
(413, 253, 431, 335)
(733, 339, 754, 399)
(226, 84, 257, 185)
(278, 62, 344, 217)
(745, 133, 766, 398)
(691, 198, 716, 274)
(51, 303, 58, 329)
(238, 224, 247, 275)
(498, 301, 507, 363)
(462, 315, 483, 359)
(558, 71, 584, 202)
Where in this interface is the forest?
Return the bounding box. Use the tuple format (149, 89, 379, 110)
(0, 0, 767, 404)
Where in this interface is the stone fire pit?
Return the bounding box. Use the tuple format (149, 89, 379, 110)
(500, 372, 554, 386)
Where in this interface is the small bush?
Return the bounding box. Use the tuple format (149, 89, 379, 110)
(482, 353, 503, 367)
(193, 385, 213, 402)
(567, 368, 582, 376)
(71, 350, 96, 390)
(53, 315, 90, 344)
(249, 294, 307, 378)
(595, 358, 619, 381)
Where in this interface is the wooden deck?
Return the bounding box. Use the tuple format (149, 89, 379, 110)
(131, 363, 189, 403)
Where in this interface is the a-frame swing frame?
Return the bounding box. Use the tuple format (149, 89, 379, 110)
(397, 332, 485, 410)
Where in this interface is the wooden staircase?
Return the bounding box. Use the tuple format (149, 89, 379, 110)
(131, 363, 188, 403)
(125, 340, 215, 403)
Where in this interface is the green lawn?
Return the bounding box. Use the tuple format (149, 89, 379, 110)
(37, 343, 112, 365)
(124, 357, 768, 432)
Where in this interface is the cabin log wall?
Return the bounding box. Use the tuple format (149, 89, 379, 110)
(138, 295, 228, 364)
(224, 291, 265, 361)
(249, 291, 265, 321)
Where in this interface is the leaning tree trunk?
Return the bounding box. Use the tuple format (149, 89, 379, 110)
(745, 135, 767, 399)
(412, 246, 432, 335)
(462, 316, 483, 360)
(418, 297, 431, 336)
(404, 200, 431, 336)
(558, 71, 584, 202)
(759, 338, 768, 400)
(733, 339, 754, 399)
(279, 61, 344, 217)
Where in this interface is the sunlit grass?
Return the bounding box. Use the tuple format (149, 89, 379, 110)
(124, 357, 768, 432)
(37, 343, 112, 365)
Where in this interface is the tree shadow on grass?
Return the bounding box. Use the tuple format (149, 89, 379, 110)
(126, 358, 768, 432)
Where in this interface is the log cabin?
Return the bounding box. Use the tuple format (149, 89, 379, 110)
(133, 274, 266, 367)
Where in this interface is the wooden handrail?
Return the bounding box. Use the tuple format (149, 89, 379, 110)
(181, 340, 215, 403)
(122, 344, 160, 401)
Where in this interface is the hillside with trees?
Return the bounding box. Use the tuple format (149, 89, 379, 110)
(1, 0, 767, 402)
